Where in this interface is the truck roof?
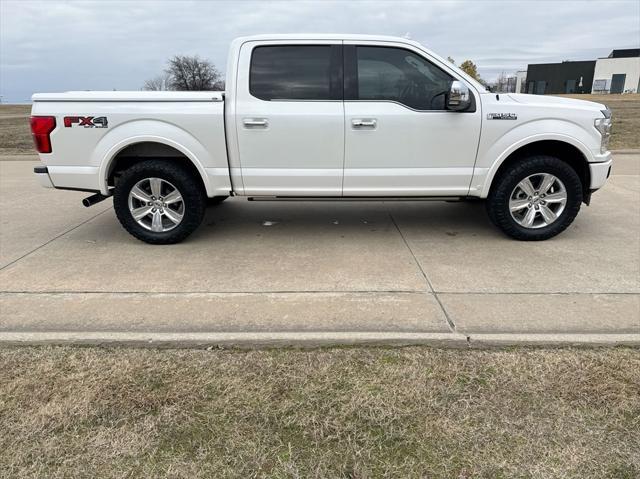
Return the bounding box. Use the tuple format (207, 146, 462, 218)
(233, 33, 422, 47)
(229, 34, 486, 93)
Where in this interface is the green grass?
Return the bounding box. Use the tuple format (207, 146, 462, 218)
(1, 347, 638, 478)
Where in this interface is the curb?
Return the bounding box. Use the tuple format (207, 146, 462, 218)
(611, 149, 640, 155)
(467, 333, 640, 348)
(0, 331, 470, 349)
(0, 331, 638, 349)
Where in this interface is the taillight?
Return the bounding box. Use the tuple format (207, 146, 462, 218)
(30, 116, 56, 153)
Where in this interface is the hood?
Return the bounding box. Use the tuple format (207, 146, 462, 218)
(507, 93, 607, 112)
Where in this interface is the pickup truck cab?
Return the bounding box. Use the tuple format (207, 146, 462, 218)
(31, 34, 613, 244)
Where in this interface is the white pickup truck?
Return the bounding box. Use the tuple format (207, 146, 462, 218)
(31, 34, 613, 244)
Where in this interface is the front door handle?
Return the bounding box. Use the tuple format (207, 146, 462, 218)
(243, 118, 269, 128)
(352, 118, 377, 129)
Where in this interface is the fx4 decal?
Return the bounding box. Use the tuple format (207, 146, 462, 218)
(64, 116, 108, 128)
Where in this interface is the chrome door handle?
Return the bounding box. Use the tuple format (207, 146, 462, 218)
(352, 119, 377, 128)
(243, 118, 268, 128)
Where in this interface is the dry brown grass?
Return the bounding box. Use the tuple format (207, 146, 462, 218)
(556, 94, 640, 150)
(0, 347, 638, 478)
(0, 105, 32, 155)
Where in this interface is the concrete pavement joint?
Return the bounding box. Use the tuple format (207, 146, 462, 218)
(2, 290, 637, 295)
(434, 291, 640, 295)
(0, 207, 112, 271)
(388, 212, 460, 335)
(0, 290, 430, 295)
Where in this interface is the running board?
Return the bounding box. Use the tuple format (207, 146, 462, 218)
(247, 196, 467, 202)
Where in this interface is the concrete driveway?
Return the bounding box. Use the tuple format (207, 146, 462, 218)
(1, 154, 639, 347)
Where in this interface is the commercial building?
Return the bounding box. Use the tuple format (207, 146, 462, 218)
(515, 70, 527, 93)
(591, 49, 640, 94)
(525, 60, 595, 95)
(523, 48, 640, 95)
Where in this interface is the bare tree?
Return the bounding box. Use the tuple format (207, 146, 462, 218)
(165, 55, 223, 91)
(493, 71, 517, 93)
(142, 55, 224, 91)
(143, 73, 171, 91)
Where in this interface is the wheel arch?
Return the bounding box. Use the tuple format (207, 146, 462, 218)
(105, 141, 207, 195)
(93, 119, 221, 197)
(98, 136, 212, 196)
(481, 137, 591, 200)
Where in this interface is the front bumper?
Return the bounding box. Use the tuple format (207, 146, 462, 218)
(589, 155, 613, 190)
(34, 166, 54, 188)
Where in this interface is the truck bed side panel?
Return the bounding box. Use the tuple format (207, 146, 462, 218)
(31, 99, 230, 197)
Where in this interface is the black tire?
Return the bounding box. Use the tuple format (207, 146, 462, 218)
(113, 160, 206, 244)
(207, 195, 229, 206)
(486, 155, 583, 241)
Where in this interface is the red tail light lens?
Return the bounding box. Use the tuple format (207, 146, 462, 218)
(30, 116, 56, 153)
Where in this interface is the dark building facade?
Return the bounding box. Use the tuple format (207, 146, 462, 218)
(609, 48, 640, 58)
(525, 60, 596, 95)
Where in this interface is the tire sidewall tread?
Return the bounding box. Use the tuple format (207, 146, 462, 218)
(486, 155, 583, 241)
(113, 160, 206, 244)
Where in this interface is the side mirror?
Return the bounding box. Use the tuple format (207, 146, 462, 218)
(447, 81, 471, 111)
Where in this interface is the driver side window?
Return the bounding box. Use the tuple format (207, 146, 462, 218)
(355, 46, 454, 110)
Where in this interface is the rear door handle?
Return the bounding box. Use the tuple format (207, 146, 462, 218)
(352, 119, 377, 129)
(243, 118, 268, 128)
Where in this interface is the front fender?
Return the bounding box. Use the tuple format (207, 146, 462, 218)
(472, 119, 596, 198)
(93, 120, 216, 196)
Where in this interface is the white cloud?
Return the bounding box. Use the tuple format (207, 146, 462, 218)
(1, 0, 638, 102)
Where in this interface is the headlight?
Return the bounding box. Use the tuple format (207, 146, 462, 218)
(594, 109, 612, 154)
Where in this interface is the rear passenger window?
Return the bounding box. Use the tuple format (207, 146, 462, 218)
(356, 46, 454, 110)
(250, 46, 333, 101)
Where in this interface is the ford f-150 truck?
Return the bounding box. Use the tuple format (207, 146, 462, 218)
(31, 34, 613, 244)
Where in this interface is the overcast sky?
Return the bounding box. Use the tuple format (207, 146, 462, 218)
(1, 0, 639, 102)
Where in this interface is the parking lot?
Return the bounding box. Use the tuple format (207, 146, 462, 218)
(1, 154, 638, 347)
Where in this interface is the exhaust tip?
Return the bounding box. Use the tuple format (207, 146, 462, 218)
(82, 193, 109, 208)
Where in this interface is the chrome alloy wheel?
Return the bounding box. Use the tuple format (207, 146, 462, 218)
(509, 173, 567, 229)
(127, 177, 184, 232)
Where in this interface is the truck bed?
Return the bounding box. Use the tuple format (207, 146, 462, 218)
(32, 91, 224, 102)
(31, 91, 231, 197)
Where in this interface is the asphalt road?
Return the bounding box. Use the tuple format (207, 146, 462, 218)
(1, 154, 638, 347)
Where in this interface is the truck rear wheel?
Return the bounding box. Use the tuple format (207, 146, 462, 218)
(486, 155, 583, 241)
(113, 160, 206, 244)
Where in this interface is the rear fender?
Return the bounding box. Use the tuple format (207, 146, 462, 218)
(94, 120, 215, 196)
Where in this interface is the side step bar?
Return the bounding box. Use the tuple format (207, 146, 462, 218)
(247, 196, 467, 202)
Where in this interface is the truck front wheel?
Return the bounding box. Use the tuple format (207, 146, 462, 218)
(486, 155, 583, 241)
(113, 160, 206, 244)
